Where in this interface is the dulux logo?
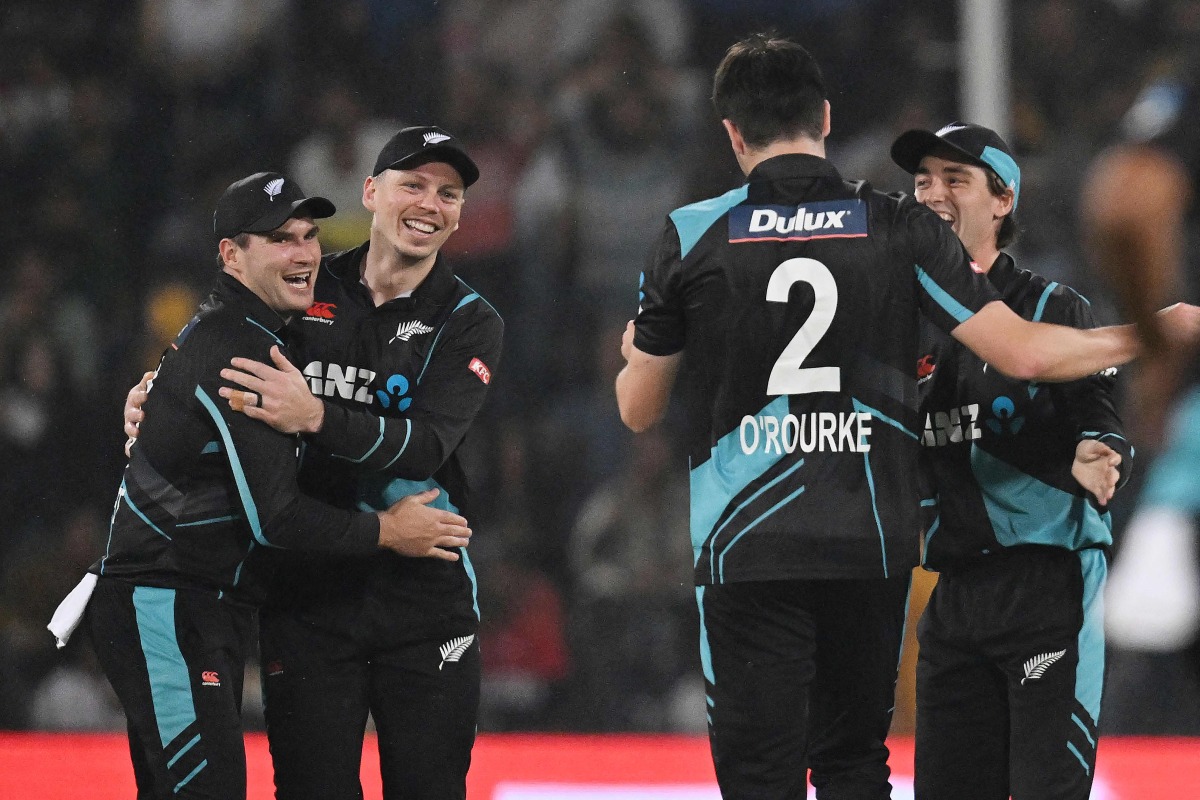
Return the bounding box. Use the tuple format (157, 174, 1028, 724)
(729, 200, 868, 242)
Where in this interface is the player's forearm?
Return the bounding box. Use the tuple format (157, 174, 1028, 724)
(616, 366, 669, 432)
(954, 303, 1139, 383)
(1016, 322, 1140, 383)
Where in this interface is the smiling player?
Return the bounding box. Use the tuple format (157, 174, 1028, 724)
(892, 122, 1129, 800)
(86, 172, 473, 800)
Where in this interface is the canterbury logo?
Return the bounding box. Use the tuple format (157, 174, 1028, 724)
(390, 320, 435, 343)
(438, 635, 474, 670)
(1021, 649, 1066, 685)
(264, 178, 284, 199)
(201, 670, 221, 687)
(424, 132, 451, 146)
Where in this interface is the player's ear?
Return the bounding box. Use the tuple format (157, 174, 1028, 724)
(362, 175, 377, 212)
(994, 187, 1015, 219)
(822, 100, 831, 139)
(218, 237, 240, 270)
(722, 119, 746, 156)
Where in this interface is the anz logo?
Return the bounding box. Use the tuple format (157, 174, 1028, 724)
(303, 362, 377, 404)
(922, 403, 982, 447)
(922, 397, 1027, 445)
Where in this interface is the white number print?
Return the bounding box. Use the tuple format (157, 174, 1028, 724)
(765, 258, 840, 395)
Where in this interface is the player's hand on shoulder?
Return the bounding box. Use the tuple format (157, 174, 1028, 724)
(219, 345, 325, 434)
(376, 488, 471, 561)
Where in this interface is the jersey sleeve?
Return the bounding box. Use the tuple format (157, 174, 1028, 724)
(903, 199, 1002, 334)
(193, 328, 380, 554)
(311, 307, 504, 479)
(1041, 286, 1134, 488)
(633, 219, 687, 356)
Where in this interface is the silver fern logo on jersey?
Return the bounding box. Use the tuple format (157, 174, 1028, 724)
(263, 178, 285, 199)
(390, 320, 434, 343)
(439, 635, 475, 670)
(1021, 649, 1066, 685)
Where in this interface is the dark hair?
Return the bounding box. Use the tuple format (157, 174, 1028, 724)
(711, 33, 827, 148)
(985, 170, 1019, 249)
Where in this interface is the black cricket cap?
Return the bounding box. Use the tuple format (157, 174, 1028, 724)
(213, 172, 336, 239)
(372, 126, 479, 187)
(890, 122, 1021, 210)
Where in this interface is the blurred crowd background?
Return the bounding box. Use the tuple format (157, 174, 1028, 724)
(2, 0, 1199, 737)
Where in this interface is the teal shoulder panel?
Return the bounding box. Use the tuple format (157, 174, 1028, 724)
(670, 185, 748, 260)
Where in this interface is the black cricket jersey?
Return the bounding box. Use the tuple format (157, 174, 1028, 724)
(917, 253, 1131, 571)
(93, 272, 380, 603)
(267, 244, 503, 641)
(635, 154, 1001, 584)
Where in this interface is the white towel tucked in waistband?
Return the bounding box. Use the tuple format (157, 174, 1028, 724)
(47, 573, 98, 649)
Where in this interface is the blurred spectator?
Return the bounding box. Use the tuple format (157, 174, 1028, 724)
(477, 541, 570, 730)
(442, 0, 563, 95)
(0, 505, 110, 729)
(287, 80, 401, 252)
(514, 12, 705, 352)
(553, 0, 693, 68)
(438, 61, 542, 332)
(0, 246, 100, 394)
(565, 427, 695, 731)
(136, 0, 289, 183)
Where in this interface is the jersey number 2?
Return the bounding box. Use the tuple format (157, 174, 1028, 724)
(766, 258, 840, 395)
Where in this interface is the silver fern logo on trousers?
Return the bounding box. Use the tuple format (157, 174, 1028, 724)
(439, 635, 475, 670)
(1021, 649, 1066, 685)
(390, 320, 434, 344)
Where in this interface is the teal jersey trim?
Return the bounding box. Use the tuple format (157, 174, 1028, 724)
(175, 760, 209, 794)
(690, 396, 789, 571)
(717, 484, 807, 582)
(669, 186, 749, 260)
(417, 294, 481, 385)
(195, 385, 269, 547)
(915, 265, 974, 324)
(380, 419, 414, 471)
(122, 480, 171, 540)
(331, 416, 387, 463)
(853, 398, 918, 441)
(970, 445, 1113, 550)
(244, 317, 283, 345)
(357, 476, 477, 616)
(167, 733, 201, 769)
(461, 548, 480, 620)
(132, 587, 196, 748)
(1075, 548, 1107, 724)
(176, 515, 240, 528)
(861, 449, 889, 578)
(1032, 282, 1059, 323)
(695, 586, 714, 687)
(707, 457, 806, 580)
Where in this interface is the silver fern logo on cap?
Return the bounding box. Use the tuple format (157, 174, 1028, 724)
(423, 132, 451, 146)
(264, 178, 285, 199)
